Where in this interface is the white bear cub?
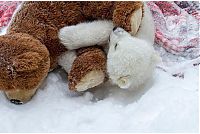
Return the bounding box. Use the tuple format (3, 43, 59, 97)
(107, 27, 159, 90)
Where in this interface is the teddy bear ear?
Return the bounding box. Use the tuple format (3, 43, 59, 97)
(12, 52, 43, 72)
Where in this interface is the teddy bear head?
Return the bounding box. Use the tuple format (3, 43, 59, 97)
(0, 33, 50, 104)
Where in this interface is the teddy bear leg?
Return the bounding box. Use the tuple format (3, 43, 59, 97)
(58, 50, 105, 92)
(68, 47, 106, 92)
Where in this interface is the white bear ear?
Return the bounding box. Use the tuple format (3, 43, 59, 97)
(116, 75, 131, 89)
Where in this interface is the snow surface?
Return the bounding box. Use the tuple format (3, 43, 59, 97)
(0, 65, 198, 133)
(0, 20, 199, 133)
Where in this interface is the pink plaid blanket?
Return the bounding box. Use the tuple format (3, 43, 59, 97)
(147, 1, 199, 59)
(0, 1, 21, 28)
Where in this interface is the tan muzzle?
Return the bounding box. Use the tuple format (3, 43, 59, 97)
(4, 88, 37, 105)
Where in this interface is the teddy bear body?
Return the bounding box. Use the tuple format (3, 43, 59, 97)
(0, 1, 144, 104)
(7, 1, 82, 69)
(7, 1, 143, 69)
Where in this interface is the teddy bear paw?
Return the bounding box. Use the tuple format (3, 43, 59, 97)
(74, 70, 105, 92)
(130, 7, 143, 36)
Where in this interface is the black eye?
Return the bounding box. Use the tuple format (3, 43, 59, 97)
(114, 43, 118, 50)
(108, 37, 110, 43)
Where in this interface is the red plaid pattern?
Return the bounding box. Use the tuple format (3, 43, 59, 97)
(147, 1, 199, 57)
(0, 1, 21, 28)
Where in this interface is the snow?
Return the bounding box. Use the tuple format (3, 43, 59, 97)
(0, 7, 199, 133)
(0, 65, 198, 132)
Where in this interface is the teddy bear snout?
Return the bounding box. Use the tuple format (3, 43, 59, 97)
(10, 99, 23, 105)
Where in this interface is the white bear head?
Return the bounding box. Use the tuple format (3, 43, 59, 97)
(107, 27, 159, 90)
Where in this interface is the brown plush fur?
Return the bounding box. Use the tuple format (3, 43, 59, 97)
(0, 33, 50, 91)
(113, 2, 143, 32)
(0, 1, 143, 93)
(7, 1, 85, 69)
(82, 1, 143, 32)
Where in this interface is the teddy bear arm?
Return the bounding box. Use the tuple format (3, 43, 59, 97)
(59, 20, 113, 50)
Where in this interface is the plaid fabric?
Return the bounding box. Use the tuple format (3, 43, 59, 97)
(175, 1, 200, 20)
(147, 1, 199, 58)
(0, 1, 21, 29)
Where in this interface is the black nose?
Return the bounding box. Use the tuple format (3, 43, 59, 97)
(113, 26, 118, 31)
(10, 99, 23, 105)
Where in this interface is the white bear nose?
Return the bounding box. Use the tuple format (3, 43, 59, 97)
(112, 27, 128, 37)
(113, 26, 118, 31)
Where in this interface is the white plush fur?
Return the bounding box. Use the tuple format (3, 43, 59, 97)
(59, 20, 114, 50)
(58, 50, 77, 73)
(107, 4, 158, 90)
(135, 3, 155, 44)
(107, 27, 159, 89)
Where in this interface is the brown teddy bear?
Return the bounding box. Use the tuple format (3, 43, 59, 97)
(0, 1, 144, 104)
